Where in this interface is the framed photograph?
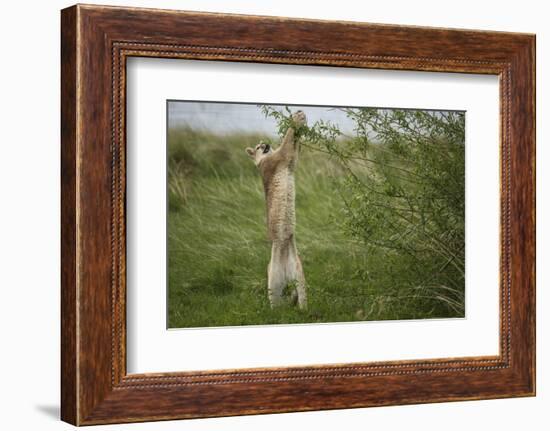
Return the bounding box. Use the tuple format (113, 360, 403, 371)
(61, 4, 536, 425)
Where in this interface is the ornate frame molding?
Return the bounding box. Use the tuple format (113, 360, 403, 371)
(61, 5, 535, 425)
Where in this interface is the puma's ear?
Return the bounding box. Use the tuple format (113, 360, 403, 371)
(246, 147, 255, 158)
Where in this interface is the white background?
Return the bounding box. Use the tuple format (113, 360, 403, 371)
(0, 0, 547, 430)
(127, 59, 500, 373)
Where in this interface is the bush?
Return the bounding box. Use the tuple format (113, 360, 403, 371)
(263, 106, 465, 316)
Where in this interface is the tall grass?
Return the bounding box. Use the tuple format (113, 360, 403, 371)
(167, 126, 464, 328)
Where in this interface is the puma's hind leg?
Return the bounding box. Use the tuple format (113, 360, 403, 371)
(267, 240, 307, 309)
(295, 256, 307, 309)
(267, 258, 285, 307)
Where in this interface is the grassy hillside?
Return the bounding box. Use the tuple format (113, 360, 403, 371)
(167, 126, 463, 328)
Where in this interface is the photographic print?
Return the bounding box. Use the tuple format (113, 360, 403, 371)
(167, 101, 465, 329)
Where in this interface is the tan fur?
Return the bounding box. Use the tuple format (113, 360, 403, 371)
(246, 111, 307, 308)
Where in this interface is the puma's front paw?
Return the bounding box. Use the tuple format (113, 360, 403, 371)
(292, 110, 307, 127)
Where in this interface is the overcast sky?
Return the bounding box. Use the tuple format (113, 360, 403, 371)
(167, 101, 358, 137)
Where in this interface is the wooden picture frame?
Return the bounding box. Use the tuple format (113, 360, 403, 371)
(61, 4, 536, 425)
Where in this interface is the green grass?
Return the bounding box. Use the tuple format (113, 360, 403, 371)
(167, 126, 463, 328)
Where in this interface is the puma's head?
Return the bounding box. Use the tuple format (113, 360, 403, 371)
(246, 141, 273, 165)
